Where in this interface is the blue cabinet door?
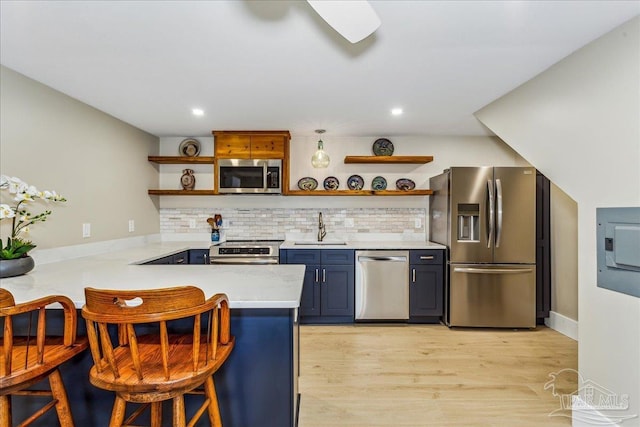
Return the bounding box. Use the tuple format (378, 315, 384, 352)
(321, 264, 355, 317)
(409, 264, 443, 317)
(300, 264, 321, 317)
(189, 249, 209, 264)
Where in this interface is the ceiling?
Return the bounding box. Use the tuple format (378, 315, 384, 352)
(1, 1, 638, 139)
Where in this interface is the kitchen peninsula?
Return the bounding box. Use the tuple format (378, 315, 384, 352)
(1, 241, 305, 427)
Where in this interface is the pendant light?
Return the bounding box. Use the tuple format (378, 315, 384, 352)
(311, 129, 330, 168)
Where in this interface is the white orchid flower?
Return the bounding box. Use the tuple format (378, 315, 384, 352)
(0, 175, 8, 188)
(25, 185, 39, 197)
(14, 192, 34, 202)
(0, 204, 16, 219)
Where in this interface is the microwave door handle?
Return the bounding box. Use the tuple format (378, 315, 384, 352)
(495, 178, 503, 248)
(262, 162, 268, 191)
(487, 179, 494, 249)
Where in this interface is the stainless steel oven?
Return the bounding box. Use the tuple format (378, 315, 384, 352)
(217, 159, 282, 194)
(209, 240, 282, 264)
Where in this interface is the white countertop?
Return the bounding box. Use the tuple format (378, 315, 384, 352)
(279, 240, 446, 250)
(0, 241, 305, 310)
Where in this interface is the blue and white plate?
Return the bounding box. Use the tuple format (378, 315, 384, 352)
(372, 138, 394, 156)
(323, 176, 340, 191)
(371, 176, 387, 190)
(347, 175, 364, 190)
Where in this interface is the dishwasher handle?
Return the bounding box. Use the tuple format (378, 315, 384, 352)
(358, 256, 407, 262)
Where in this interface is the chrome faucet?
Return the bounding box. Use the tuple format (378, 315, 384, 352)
(318, 212, 326, 242)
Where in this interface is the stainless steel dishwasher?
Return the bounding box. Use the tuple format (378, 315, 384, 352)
(355, 250, 410, 321)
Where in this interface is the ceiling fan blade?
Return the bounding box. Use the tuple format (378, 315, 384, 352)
(307, 0, 381, 44)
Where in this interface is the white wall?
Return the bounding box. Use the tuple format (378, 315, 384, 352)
(0, 66, 160, 250)
(157, 134, 529, 210)
(476, 16, 640, 424)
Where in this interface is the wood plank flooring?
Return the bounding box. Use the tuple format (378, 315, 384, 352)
(298, 324, 577, 426)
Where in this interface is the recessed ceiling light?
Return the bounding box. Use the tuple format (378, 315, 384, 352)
(391, 108, 403, 116)
(192, 108, 204, 117)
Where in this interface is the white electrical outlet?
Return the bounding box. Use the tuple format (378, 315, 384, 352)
(189, 219, 197, 229)
(415, 218, 422, 229)
(345, 218, 354, 228)
(82, 223, 91, 238)
(128, 219, 135, 232)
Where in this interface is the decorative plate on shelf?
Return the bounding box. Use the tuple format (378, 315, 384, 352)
(396, 178, 416, 191)
(178, 138, 201, 157)
(347, 175, 365, 190)
(297, 177, 318, 191)
(372, 138, 394, 156)
(371, 176, 387, 190)
(323, 176, 340, 191)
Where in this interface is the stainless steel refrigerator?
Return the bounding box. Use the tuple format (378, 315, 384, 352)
(429, 167, 536, 328)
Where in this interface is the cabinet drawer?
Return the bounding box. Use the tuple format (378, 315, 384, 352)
(410, 250, 444, 265)
(285, 249, 321, 265)
(321, 250, 354, 265)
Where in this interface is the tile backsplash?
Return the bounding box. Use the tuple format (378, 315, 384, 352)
(160, 208, 426, 240)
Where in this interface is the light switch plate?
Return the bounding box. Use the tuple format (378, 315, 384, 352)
(82, 223, 91, 238)
(128, 220, 135, 232)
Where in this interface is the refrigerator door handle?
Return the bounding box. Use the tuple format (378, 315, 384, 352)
(487, 179, 494, 248)
(453, 267, 534, 274)
(495, 178, 503, 248)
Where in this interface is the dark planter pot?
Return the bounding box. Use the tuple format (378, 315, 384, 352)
(0, 256, 35, 278)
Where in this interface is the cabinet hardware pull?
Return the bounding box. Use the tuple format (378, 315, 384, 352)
(175, 258, 185, 264)
(315, 269, 319, 283)
(322, 269, 326, 283)
(412, 269, 416, 282)
(419, 256, 434, 260)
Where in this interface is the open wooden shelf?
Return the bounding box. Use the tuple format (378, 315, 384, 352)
(148, 189, 217, 196)
(343, 156, 434, 164)
(148, 156, 215, 164)
(286, 189, 433, 196)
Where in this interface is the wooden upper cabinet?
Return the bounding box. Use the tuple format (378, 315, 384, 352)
(213, 131, 289, 159)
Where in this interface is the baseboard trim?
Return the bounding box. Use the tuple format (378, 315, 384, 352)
(545, 311, 578, 341)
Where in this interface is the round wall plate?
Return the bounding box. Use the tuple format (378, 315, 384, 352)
(179, 138, 201, 157)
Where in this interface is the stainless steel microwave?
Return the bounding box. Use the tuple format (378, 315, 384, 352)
(217, 159, 282, 194)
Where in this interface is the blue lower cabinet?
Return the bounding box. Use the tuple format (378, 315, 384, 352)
(300, 264, 321, 317)
(409, 250, 444, 323)
(188, 248, 209, 264)
(282, 249, 355, 324)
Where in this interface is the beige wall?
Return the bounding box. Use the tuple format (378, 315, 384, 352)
(551, 183, 578, 320)
(0, 66, 160, 250)
(476, 17, 639, 423)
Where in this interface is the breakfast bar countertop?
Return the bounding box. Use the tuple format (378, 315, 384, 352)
(0, 241, 305, 309)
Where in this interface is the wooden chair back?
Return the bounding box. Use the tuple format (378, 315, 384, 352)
(81, 286, 234, 426)
(0, 288, 88, 427)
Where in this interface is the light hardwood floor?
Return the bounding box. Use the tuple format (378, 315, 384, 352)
(298, 324, 577, 426)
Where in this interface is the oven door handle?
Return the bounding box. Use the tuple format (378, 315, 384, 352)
(210, 258, 279, 265)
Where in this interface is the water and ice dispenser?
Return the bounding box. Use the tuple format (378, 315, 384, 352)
(457, 203, 480, 242)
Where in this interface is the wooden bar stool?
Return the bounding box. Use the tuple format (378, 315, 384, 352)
(81, 286, 234, 427)
(0, 288, 88, 427)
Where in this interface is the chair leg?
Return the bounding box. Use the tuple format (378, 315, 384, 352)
(109, 395, 127, 427)
(172, 395, 186, 427)
(204, 376, 222, 427)
(150, 402, 162, 427)
(49, 368, 74, 427)
(0, 395, 11, 427)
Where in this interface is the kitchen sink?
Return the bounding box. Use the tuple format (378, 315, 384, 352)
(294, 241, 347, 246)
